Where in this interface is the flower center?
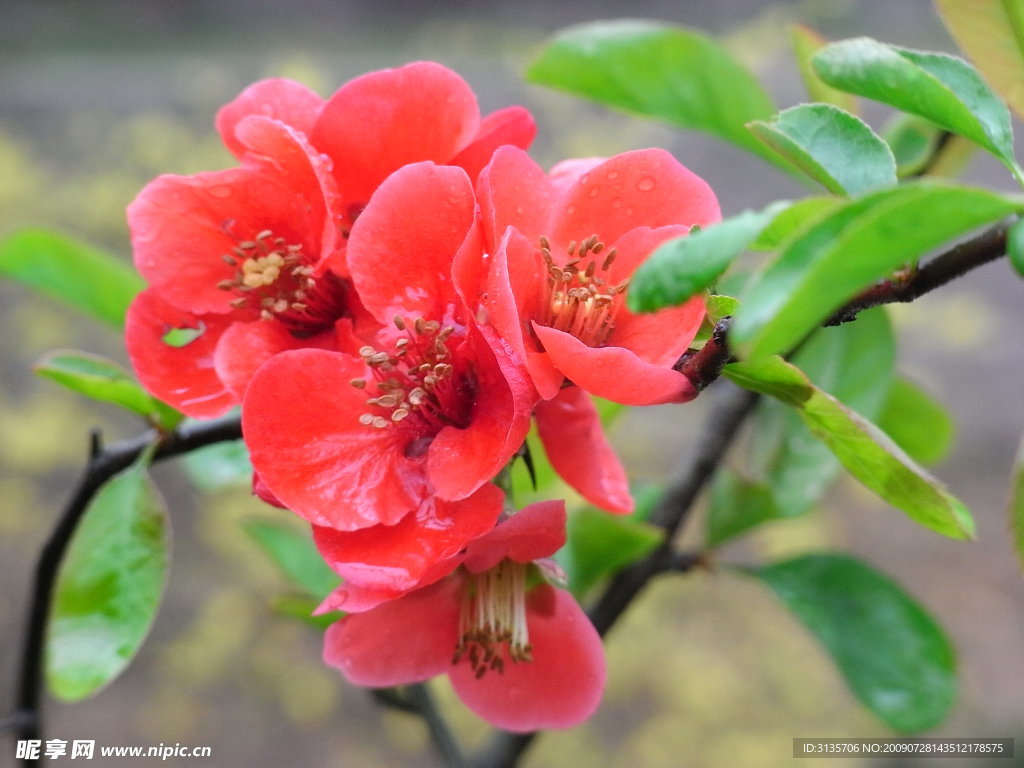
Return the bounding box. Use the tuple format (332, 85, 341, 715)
(350, 317, 471, 437)
(538, 234, 630, 348)
(453, 560, 532, 678)
(217, 229, 348, 337)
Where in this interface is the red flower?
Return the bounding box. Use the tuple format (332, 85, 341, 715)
(322, 500, 606, 732)
(475, 145, 720, 406)
(127, 63, 535, 417)
(242, 163, 533, 578)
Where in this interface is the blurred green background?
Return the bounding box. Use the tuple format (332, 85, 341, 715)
(2, 1, 1024, 766)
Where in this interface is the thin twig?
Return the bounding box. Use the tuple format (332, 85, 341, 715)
(11, 415, 241, 766)
(405, 683, 467, 768)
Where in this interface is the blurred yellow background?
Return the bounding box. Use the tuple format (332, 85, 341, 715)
(2, 1, 1023, 766)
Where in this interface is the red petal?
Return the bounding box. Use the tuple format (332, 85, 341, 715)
(125, 288, 236, 418)
(215, 78, 323, 159)
(462, 500, 567, 573)
(234, 115, 343, 267)
(550, 148, 721, 248)
(484, 228, 563, 399)
(533, 324, 698, 405)
(477, 146, 553, 248)
(128, 168, 321, 314)
(323, 576, 463, 687)
(242, 348, 429, 529)
(347, 162, 476, 326)
(450, 106, 537, 183)
(313, 62, 480, 204)
(534, 388, 633, 513)
(313, 483, 503, 593)
(213, 319, 330, 404)
(449, 585, 605, 731)
(427, 329, 531, 501)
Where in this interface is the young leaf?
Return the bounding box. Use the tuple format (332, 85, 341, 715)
(882, 114, 946, 177)
(936, 0, 1024, 120)
(46, 447, 168, 701)
(33, 350, 181, 429)
(1007, 216, 1024, 278)
(748, 554, 957, 732)
(526, 20, 791, 172)
(1010, 432, 1024, 570)
(559, 504, 662, 597)
(750, 309, 895, 519)
(243, 519, 341, 599)
(706, 471, 780, 547)
(730, 182, 1021, 360)
(789, 25, 857, 112)
(724, 356, 975, 539)
(628, 202, 790, 313)
(0, 229, 143, 328)
(812, 38, 1022, 181)
(182, 439, 253, 491)
(876, 378, 955, 465)
(748, 104, 896, 195)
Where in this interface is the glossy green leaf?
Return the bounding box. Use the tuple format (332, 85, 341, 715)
(936, 0, 1024, 121)
(882, 114, 946, 177)
(725, 355, 975, 539)
(748, 197, 840, 252)
(1010, 432, 1024, 569)
(559, 505, 663, 597)
(46, 448, 167, 700)
(790, 25, 857, 112)
(182, 439, 253, 491)
(706, 471, 780, 547)
(750, 309, 895, 518)
(0, 229, 143, 328)
(812, 38, 1022, 180)
(750, 553, 957, 732)
(33, 350, 181, 429)
(748, 104, 896, 195)
(876, 378, 955, 465)
(1007, 216, 1024, 277)
(526, 20, 790, 171)
(731, 182, 1021, 360)
(629, 203, 790, 313)
(243, 519, 341, 599)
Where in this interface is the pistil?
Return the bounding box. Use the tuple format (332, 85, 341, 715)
(453, 560, 532, 678)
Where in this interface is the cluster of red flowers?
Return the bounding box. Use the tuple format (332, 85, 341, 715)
(126, 62, 719, 732)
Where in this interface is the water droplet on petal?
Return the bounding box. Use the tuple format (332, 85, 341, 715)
(637, 176, 656, 192)
(610, 197, 623, 209)
(209, 186, 232, 199)
(588, 186, 600, 198)
(606, 170, 620, 181)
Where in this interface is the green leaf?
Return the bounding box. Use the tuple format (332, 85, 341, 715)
(876, 378, 955, 465)
(936, 0, 1024, 121)
(243, 519, 340, 599)
(748, 104, 896, 195)
(526, 20, 790, 172)
(628, 202, 790, 313)
(0, 229, 143, 328)
(46, 447, 167, 700)
(33, 350, 181, 429)
(706, 471, 780, 547)
(812, 38, 1021, 180)
(724, 355, 975, 539)
(748, 197, 841, 252)
(182, 438, 253, 491)
(559, 505, 662, 597)
(749, 553, 957, 732)
(882, 114, 946, 177)
(750, 309, 895, 518)
(1007, 216, 1024, 277)
(1010, 431, 1024, 570)
(789, 25, 858, 112)
(731, 182, 1022, 360)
